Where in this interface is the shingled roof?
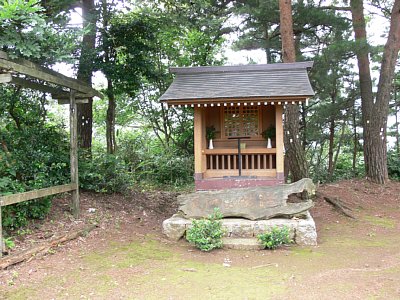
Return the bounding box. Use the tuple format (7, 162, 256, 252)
(160, 62, 314, 104)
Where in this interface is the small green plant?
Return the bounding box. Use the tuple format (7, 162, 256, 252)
(257, 226, 292, 250)
(206, 126, 217, 141)
(4, 237, 15, 249)
(261, 125, 276, 140)
(186, 208, 225, 252)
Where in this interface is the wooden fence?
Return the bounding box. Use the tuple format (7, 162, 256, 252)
(0, 184, 78, 257)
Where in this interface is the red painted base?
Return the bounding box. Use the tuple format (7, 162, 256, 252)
(195, 177, 284, 191)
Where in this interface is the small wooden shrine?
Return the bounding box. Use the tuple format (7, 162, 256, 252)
(160, 62, 314, 190)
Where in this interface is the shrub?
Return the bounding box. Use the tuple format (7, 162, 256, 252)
(1, 124, 69, 230)
(388, 150, 400, 180)
(257, 226, 292, 250)
(79, 152, 134, 193)
(2, 198, 52, 230)
(186, 208, 225, 252)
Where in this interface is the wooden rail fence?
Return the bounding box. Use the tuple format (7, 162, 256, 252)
(0, 184, 77, 257)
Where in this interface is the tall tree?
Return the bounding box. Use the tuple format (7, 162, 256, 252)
(279, 0, 308, 181)
(97, 4, 156, 154)
(350, 0, 400, 183)
(76, 0, 97, 150)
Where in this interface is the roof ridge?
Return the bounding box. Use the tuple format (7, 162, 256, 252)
(169, 61, 313, 74)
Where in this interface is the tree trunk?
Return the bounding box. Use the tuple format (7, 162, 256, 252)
(352, 105, 358, 176)
(279, 0, 308, 182)
(396, 101, 400, 155)
(263, 23, 272, 64)
(76, 0, 96, 150)
(106, 78, 116, 154)
(327, 116, 335, 179)
(101, 0, 116, 154)
(350, 0, 400, 184)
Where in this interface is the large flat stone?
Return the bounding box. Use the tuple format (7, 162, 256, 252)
(178, 178, 316, 220)
(162, 211, 317, 246)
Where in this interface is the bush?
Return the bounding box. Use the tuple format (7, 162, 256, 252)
(117, 131, 194, 188)
(186, 208, 225, 252)
(79, 152, 134, 193)
(2, 198, 52, 230)
(1, 124, 70, 230)
(257, 226, 292, 250)
(388, 150, 400, 180)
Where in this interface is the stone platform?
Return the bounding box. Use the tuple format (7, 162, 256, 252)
(162, 211, 317, 247)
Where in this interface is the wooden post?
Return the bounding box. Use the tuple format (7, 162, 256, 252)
(70, 90, 80, 218)
(275, 105, 284, 180)
(194, 107, 204, 180)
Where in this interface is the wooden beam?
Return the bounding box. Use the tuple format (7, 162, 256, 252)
(0, 51, 102, 98)
(10, 77, 89, 98)
(0, 73, 12, 83)
(57, 99, 89, 105)
(52, 93, 90, 100)
(162, 96, 309, 106)
(275, 105, 284, 176)
(0, 183, 76, 207)
(11, 76, 64, 94)
(9, 77, 92, 103)
(194, 107, 204, 178)
(70, 90, 80, 218)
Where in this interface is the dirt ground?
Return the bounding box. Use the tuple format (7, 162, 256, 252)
(1, 179, 400, 300)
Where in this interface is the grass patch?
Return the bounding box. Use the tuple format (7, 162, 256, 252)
(127, 259, 288, 299)
(84, 239, 173, 270)
(290, 247, 324, 258)
(364, 216, 395, 229)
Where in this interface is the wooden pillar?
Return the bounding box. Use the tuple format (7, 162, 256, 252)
(70, 89, 80, 218)
(275, 105, 284, 180)
(194, 107, 205, 180)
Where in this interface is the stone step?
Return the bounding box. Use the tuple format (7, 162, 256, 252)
(163, 211, 318, 246)
(223, 238, 264, 250)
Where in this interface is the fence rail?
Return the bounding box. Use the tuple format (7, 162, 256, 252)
(205, 148, 276, 172)
(0, 183, 77, 207)
(0, 183, 77, 257)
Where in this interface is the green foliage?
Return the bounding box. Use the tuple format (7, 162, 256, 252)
(257, 226, 292, 250)
(114, 131, 193, 188)
(4, 237, 15, 249)
(0, 0, 80, 61)
(0, 85, 76, 230)
(262, 125, 276, 140)
(0, 89, 70, 229)
(206, 126, 217, 140)
(2, 198, 52, 230)
(79, 152, 134, 194)
(186, 208, 225, 252)
(388, 150, 400, 180)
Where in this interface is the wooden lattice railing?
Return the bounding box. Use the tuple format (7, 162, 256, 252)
(204, 148, 277, 178)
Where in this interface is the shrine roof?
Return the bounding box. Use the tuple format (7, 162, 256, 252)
(160, 62, 314, 103)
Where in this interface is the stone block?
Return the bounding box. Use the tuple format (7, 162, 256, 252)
(162, 214, 191, 241)
(254, 219, 296, 240)
(222, 219, 255, 238)
(294, 211, 317, 246)
(222, 238, 264, 250)
(162, 211, 318, 246)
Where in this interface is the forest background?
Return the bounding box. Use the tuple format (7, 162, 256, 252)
(0, 0, 399, 230)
